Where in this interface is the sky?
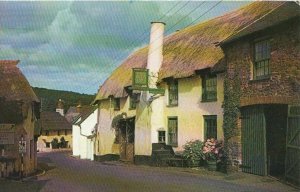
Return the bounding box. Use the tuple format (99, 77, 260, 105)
(0, 1, 251, 94)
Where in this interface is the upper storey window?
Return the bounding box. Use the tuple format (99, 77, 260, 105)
(254, 39, 270, 80)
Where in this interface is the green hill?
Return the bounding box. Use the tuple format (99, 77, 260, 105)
(32, 87, 95, 112)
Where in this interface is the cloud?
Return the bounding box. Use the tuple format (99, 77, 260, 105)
(0, 1, 250, 94)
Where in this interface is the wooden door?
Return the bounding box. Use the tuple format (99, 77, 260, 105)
(119, 118, 135, 162)
(285, 105, 300, 184)
(241, 105, 267, 176)
(119, 123, 127, 161)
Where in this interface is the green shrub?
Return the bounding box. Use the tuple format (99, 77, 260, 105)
(60, 137, 67, 148)
(51, 138, 59, 149)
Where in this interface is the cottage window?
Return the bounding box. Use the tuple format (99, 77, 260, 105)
(168, 80, 178, 106)
(113, 98, 120, 111)
(129, 94, 138, 110)
(204, 115, 217, 140)
(158, 131, 166, 143)
(254, 39, 270, 79)
(168, 117, 178, 146)
(202, 75, 217, 101)
(45, 130, 49, 136)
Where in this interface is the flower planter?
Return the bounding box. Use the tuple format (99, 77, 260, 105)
(207, 160, 217, 171)
(187, 160, 201, 167)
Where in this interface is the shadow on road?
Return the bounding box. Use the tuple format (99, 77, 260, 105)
(0, 179, 49, 192)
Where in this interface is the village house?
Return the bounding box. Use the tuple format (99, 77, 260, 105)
(219, 1, 300, 184)
(0, 60, 40, 178)
(92, 2, 289, 165)
(72, 106, 97, 160)
(72, 105, 97, 158)
(37, 100, 72, 151)
(65, 106, 80, 123)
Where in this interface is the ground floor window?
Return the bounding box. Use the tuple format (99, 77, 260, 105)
(204, 115, 217, 140)
(158, 131, 166, 143)
(168, 117, 178, 146)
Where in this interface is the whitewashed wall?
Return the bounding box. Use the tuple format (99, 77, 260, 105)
(79, 108, 97, 160)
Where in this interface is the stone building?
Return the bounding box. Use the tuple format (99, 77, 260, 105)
(220, 1, 299, 184)
(0, 60, 40, 178)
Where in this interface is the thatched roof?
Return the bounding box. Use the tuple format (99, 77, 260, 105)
(221, 2, 300, 45)
(41, 111, 72, 131)
(0, 60, 39, 102)
(94, 1, 288, 102)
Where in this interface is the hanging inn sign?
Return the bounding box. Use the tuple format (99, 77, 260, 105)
(131, 68, 165, 95)
(0, 124, 15, 145)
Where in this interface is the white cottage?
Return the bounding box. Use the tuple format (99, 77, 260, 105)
(72, 107, 97, 160)
(93, 2, 279, 165)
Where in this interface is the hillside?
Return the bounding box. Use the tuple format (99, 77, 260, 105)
(32, 87, 95, 112)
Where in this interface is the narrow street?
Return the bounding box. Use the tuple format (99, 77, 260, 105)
(0, 151, 297, 192)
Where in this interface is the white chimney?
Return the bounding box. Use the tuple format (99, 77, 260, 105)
(56, 99, 64, 116)
(147, 21, 165, 89)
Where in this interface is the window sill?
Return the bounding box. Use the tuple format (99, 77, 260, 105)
(169, 144, 178, 147)
(166, 104, 178, 108)
(201, 99, 217, 103)
(250, 76, 271, 83)
(128, 107, 136, 111)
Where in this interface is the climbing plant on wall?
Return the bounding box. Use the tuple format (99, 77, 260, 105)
(223, 71, 241, 140)
(222, 67, 242, 170)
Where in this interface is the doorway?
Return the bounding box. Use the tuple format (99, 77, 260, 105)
(265, 105, 287, 178)
(119, 117, 135, 162)
(241, 104, 288, 178)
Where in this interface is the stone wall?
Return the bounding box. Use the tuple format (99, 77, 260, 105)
(225, 18, 300, 105)
(222, 17, 300, 171)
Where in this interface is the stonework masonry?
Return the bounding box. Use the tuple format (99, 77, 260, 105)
(222, 17, 300, 171)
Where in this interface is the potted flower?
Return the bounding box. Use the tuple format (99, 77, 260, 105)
(182, 140, 205, 167)
(203, 138, 223, 171)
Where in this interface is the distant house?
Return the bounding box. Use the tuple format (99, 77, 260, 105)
(72, 105, 96, 158)
(72, 107, 97, 160)
(92, 2, 287, 165)
(0, 60, 40, 178)
(65, 106, 80, 123)
(220, 2, 300, 183)
(37, 110, 72, 151)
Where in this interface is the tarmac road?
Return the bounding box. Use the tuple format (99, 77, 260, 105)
(0, 151, 297, 192)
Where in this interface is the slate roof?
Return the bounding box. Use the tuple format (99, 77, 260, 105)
(73, 106, 97, 125)
(65, 106, 80, 123)
(41, 111, 72, 131)
(221, 2, 300, 45)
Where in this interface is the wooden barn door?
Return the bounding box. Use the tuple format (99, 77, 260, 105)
(241, 105, 267, 176)
(285, 105, 300, 184)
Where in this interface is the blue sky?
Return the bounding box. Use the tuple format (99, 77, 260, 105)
(0, 1, 250, 94)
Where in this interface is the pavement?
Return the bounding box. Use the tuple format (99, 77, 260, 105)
(0, 151, 298, 192)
